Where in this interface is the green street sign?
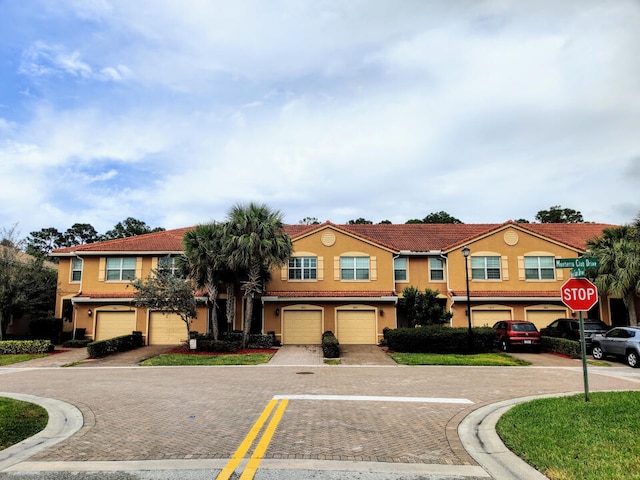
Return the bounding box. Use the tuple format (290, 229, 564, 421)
(556, 257, 599, 269)
(571, 267, 586, 278)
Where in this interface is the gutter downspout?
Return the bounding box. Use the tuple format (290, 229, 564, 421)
(72, 253, 84, 340)
(441, 253, 453, 327)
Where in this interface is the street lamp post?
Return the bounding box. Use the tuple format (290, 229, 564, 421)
(462, 246, 473, 352)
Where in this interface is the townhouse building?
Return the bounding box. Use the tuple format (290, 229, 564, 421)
(51, 220, 631, 346)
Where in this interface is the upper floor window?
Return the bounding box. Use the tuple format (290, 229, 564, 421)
(430, 258, 444, 281)
(158, 256, 181, 276)
(472, 256, 501, 280)
(71, 258, 83, 282)
(106, 257, 136, 281)
(525, 256, 555, 280)
(394, 257, 407, 282)
(289, 256, 317, 280)
(341, 256, 369, 280)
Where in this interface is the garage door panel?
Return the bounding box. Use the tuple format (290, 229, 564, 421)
(337, 310, 376, 345)
(283, 310, 322, 344)
(526, 310, 568, 331)
(149, 312, 187, 345)
(95, 311, 136, 341)
(471, 310, 512, 327)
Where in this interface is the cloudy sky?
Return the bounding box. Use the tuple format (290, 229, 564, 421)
(1, 0, 639, 238)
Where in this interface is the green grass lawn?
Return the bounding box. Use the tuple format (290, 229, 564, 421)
(140, 352, 274, 366)
(0, 398, 48, 450)
(496, 391, 640, 480)
(0, 354, 47, 366)
(388, 352, 530, 366)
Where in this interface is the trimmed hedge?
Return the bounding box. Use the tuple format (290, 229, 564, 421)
(86, 331, 143, 358)
(322, 331, 340, 358)
(541, 336, 582, 358)
(0, 339, 54, 354)
(196, 339, 239, 353)
(62, 339, 92, 348)
(384, 326, 494, 354)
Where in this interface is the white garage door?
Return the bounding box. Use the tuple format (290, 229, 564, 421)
(337, 310, 377, 345)
(526, 309, 568, 331)
(149, 312, 187, 345)
(283, 310, 322, 344)
(471, 309, 512, 327)
(95, 311, 136, 341)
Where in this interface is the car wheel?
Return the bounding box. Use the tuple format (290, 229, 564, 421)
(500, 339, 509, 352)
(592, 345, 604, 360)
(626, 351, 640, 368)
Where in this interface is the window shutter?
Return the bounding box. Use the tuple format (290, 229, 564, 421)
(501, 256, 509, 281)
(318, 256, 324, 280)
(136, 257, 142, 279)
(281, 264, 287, 280)
(334, 256, 340, 280)
(151, 257, 158, 270)
(99, 257, 106, 281)
(370, 256, 377, 281)
(518, 256, 525, 280)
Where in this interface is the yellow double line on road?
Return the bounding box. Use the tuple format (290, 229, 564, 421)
(216, 398, 289, 480)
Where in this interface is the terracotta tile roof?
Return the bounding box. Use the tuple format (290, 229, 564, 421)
(449, 290, 560, 298)
(51, 221, 615, 255)
(265, 290, 396, 298)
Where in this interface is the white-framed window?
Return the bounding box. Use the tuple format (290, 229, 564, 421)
(341, 256, 370, 280)
(525, 256, 555, 280)
(472, 256, 501, 280)
(71, 257, 83, 282)
(158, 256, 180, 276)
(394, 257, 407, 282)
(430, 258, 444, 281)
(106, 257, 136, 281)
(289, 256, 317, 280)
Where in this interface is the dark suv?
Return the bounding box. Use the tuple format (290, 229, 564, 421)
(592, 327, 640, 368)
(492, 320, 541, 352)
(540, 318, 610, 350)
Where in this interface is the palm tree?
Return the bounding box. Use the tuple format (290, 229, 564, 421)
(181, 223, 229, 340)
(224, 202, 293, 347)
(587, 225, 640, 326)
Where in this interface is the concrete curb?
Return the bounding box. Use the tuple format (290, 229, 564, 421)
(458, 392, 583, 480)
(0, 392, 83, 472)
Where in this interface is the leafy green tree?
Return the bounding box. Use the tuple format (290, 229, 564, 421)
(104, 217, 165, 239)
(535, 206, 584, 223)
(378, 220, 392, 224)
(25, 227, 64, 258)
(398, 286, 452, 327)
(62, 223, 101, 246)
(348, 218, 373, 224)
(299, 217, 320, 225)
(130, 268, 198, 340)
(405, 211, 463, 224)
(587, 225, 640, 326)
(225, 203, 293, 347)
(181, 223, 236, 340)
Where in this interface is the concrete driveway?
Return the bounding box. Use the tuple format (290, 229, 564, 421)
(0, 348, 638, 479)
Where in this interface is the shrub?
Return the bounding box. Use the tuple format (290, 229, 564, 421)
(86, 331, 144, 358)
(196, 339, 239, 353)
(0, 339, 54, 354)
(322, 331, 340, 358)
(63, 339, 92, 348)
(385, 326, 494, 354)
(541, 336, 582, 358)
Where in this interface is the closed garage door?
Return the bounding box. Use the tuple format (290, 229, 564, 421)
(471, 309, 512, 327)
(283, 310, 322, 344)
(95, 311, 136, 341)
(149, 312, 187, 345)
(337, 310, 377, 344)
(526, 309, 568, 331)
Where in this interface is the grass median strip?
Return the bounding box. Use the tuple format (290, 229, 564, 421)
(0, 354, 47, 366)
(0, 397, 48, 450)
(388, 352, 530, 366)
(140, 352, 274, 366)
(496, 391, 640, 480)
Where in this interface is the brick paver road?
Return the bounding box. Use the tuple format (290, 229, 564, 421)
(1, 360, 638, 468)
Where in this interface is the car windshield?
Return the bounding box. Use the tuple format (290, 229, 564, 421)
(511, 323, 536, 332)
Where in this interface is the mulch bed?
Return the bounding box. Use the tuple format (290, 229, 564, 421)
(166, 345, 278, 356)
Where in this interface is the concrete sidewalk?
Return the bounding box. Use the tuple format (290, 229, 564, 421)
(266, 344, 397, 366)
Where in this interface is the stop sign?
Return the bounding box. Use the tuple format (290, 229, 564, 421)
(560, 278, 598, 311)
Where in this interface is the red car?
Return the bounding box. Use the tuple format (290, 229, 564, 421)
(492, 320, 541, 353)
